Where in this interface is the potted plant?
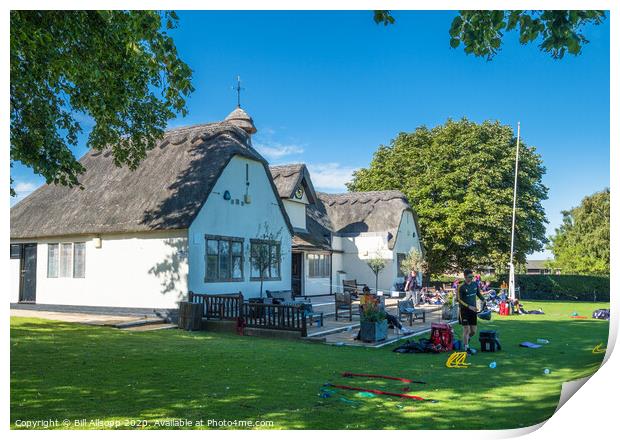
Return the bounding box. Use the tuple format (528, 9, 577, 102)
(359, 299, 388, 342)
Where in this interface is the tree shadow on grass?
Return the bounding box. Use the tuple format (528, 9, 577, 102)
(10, 315, 609, 430)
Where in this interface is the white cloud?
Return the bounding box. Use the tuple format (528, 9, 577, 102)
(15, 182, 37, 193)
(306, 163, 358, 192)
(11, 181, 39, 206)
(255, 143, 305, 160)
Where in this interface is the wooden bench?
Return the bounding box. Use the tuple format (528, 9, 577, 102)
(265, 290, 293, 302)
(302, 303, 323, 327)
(342, 279, 367, 297)
(398, 299, 426, 325)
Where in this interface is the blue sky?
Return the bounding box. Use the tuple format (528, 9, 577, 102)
(11, 11, 610, 259)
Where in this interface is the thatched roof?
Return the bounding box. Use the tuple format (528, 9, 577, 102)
(318, 190, 413, 249)
(291, 199, 334, 251)
(269, 163, 317, 203)
(11, 122, 292, 239)
(269, 164, 327, 250)
(225, 107, 257, 134)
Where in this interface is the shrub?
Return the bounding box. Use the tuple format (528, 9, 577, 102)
(497, 274, 610, 301)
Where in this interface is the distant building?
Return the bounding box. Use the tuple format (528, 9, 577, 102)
(525, 259, 561, 275)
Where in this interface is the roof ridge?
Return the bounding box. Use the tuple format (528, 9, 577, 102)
(164, 121, 223, 134)
(318, 189, 406, 198)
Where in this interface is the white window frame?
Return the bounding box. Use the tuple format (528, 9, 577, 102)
(308, 253, 330, 278)
(47, 243, 59, 278)
(47, 242, 86, 278)
(73, 242, 86, 278)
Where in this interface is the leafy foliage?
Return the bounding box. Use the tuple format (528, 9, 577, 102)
(449, 11, 606, 60)
(373, 10, 606, 60)
(373, 10, 395, 26)
(251, 222, 284, 298)
(547, 189, 610, 275)
(399, 248, 427, 277)
(360, 299, 387, 323)
(10, 11, 194, 194)
(347, 118, 548, 276)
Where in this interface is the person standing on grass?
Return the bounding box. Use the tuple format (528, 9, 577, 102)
(458, 269, 486, 354)
(404, 270, 419, 303)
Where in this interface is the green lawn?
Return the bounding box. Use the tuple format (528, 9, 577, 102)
(11, 300, 609, 430)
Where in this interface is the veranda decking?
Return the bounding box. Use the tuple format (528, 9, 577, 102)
(305, 300, 448, 348)
(188, 292, 451, 346)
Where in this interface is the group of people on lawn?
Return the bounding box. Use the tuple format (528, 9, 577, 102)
(360, 267, 506, 351)
(403, 267, 490, 354)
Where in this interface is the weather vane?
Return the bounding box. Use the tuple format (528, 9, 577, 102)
(232, 75, 244, 108)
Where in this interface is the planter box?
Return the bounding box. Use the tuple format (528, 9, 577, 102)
(360, 320, 388, 342)
(178, 302, 202, 331)
(442, 305, 458, 321)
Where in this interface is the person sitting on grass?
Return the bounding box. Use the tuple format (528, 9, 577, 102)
(457, 269, 486, 355)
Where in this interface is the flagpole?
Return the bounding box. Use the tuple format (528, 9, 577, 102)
(509, 122, 521, 300)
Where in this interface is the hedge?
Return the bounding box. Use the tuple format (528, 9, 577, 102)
(430, 274, 610, 301)
(498, 274, 609, 302)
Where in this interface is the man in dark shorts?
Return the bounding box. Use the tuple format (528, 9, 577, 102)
(458, 269, 486, 354)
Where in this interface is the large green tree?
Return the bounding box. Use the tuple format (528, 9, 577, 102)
(10, 11, 194, 195)
(547, 189, 610, 275)
(347, 119, 548, 277)
(374, 10, 607, 60)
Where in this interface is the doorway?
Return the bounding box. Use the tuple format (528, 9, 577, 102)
(291, 252, 303, 297)
(18, 243, 37, 303)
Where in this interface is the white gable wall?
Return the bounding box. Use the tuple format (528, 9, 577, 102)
(188, 155, 292, 297)
(330, 210, 422, 293)
(392, 210, 423, 286)
(334, 232, 394, 292)
(283, 199, 307, 230)
(10, 231, 188, 309)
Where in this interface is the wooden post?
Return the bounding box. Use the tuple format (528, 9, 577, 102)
(301, 309, 308, 337)
(179, 301, 202, 331)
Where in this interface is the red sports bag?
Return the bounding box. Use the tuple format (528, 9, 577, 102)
(430, 323, 454, 351)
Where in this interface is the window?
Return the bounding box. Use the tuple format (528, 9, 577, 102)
(60, 243, 72, 277)
(250, 240, 281, 280)
(308, 253, 330, 278)
(47, 244, 59, 278)
(73, 243, 86, 278)
(397, 253, 406, 277)
(47, 242, 86, 278)
(205, 235, 244, 282)
(10, 244, 21, 259)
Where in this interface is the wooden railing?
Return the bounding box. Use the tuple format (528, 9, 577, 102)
(241, 302, 308, 337)
(187, 291, 308, 337)
(188, 291, 243, 321)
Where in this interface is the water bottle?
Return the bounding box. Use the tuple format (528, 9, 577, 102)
(543, 368, 550, 375)
(489, 361, 497, 369)
(537, 339, 549, 344)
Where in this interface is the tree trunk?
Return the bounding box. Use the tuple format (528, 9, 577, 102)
(423, 272, 431, 288)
